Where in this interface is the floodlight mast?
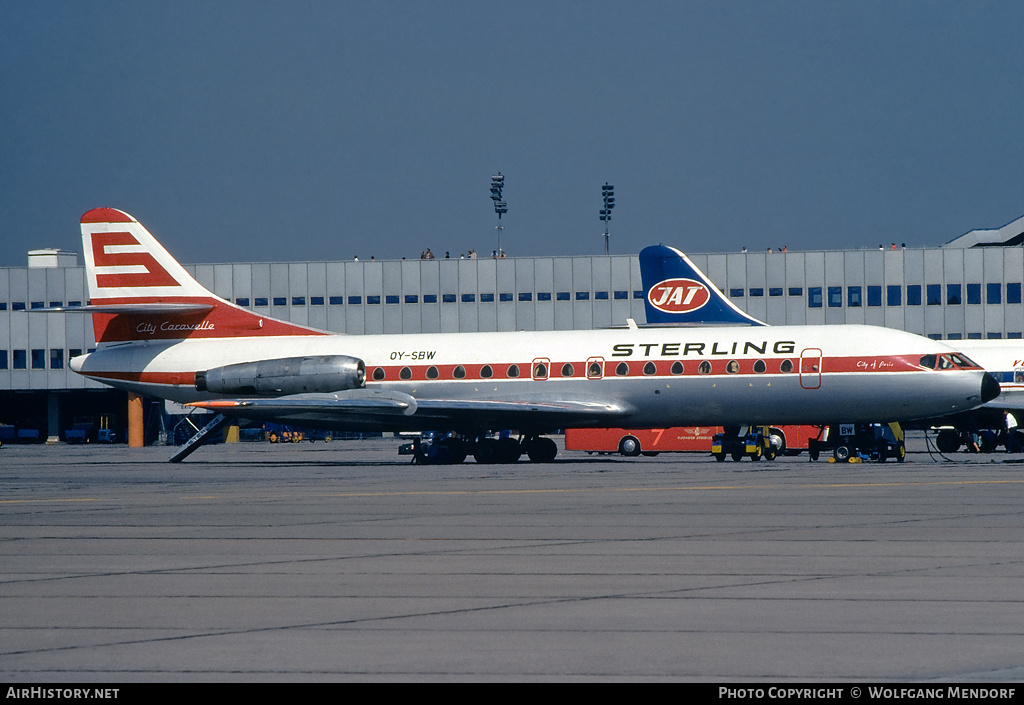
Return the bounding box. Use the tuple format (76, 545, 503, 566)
(490, 173, 507, 255)
(599, 182, 615, 254)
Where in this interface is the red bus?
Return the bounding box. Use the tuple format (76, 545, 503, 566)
(565, 425, 822, 457)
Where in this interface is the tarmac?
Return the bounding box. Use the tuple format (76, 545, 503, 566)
(2, 433, 1023, 682)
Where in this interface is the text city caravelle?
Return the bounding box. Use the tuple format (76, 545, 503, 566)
(136, 320, 216, 334)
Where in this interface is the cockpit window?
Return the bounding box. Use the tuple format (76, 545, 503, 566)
(919, 354, 937, 370)
(951, 353, 978, 368)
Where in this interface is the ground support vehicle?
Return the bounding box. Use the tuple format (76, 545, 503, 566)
(808, 423, 905, 463)
(712, 426, 778, 462)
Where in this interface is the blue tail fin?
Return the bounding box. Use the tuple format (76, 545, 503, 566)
(639, 245, 765, 326)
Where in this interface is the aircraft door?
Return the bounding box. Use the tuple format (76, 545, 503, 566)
(799, 348, 822, 389)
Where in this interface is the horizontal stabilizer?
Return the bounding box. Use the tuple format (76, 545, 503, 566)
(29, 303, 214, 314)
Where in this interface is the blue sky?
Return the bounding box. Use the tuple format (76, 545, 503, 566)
(2, 1, 1023, 266)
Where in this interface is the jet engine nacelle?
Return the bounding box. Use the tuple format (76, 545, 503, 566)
(195, 355, 366, 396)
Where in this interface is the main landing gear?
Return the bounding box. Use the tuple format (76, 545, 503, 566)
(410, 434, 558, 465)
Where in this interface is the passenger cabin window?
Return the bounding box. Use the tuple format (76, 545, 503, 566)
(615, 362, 629, 376)
(453, 365, 466, 379)
(780, 359, 794, 373)
(670, 361, 684, 375)
(480, 365, 493, 378)
(726, 360, 740, 374)
(507, 364, 520, 378)
(561, 363, 574, 377)
(372, 367, 385, 381)
(698, 361, 712, 375)
(753, 359, 766, 373)
(399, 366, 412, 380)
(643, 361, 656, 375)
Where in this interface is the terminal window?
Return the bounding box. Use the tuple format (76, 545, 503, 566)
(518, 293, 532, 302)
(480, 293, 494, 302)
(808, 287, 822, 308)
(292, 297, 306, 306)
(749, 288, 764, 297)
(907, 285, 922, 306)
(926, 284, 941, 305)
(310, 296, 324, 305)
(847, 286, 862, 307)
(730, 288, 744, 298)
(235, 297, 250, 306)
(987, 283, 1002, 304)
(404, 295, 418, 304)
(499, 293, 514, 302)
(442, 294, 456, 303)
(967, 283, 981, 305)
(575, 291, 589, 300)
(0, 350, 6, 369)
(769, 287, 783, 297)
(13, 350, 26, 369)
(31, 349, 45, 369)
(423, 294, 437, 304)
(556, 292, 570, 301)
(788, 287, 803, 297)
(385, 295, 399, 304)
(461, 294, 475, 303)
(946, 285, 961, 305)
(1008, 283, 1022, 304)
(329, 296, 344, 305)
(538, 292, 552, 301)
(595, 291, 609, 300)
(827, 287, 842, 307)
(614, 291, 628, 300)
(887, 285, 901, 306)
(12, 302, 25, 311)
(348, 295, 363, 305)
(867, 286, 882, 307)
(367, 296, 381, 305)
(50, 349, 63, 369)
(273, 297, 287, 306)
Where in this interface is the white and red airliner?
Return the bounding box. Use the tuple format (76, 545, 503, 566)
(58, 208, 999, 462)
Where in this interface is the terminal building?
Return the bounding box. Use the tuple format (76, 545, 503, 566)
(2, 214, 1023, 443)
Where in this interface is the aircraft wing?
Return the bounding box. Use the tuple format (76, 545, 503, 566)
(188, 388, 632, 431)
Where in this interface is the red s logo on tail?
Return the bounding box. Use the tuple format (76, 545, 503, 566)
(91, 232, 179, 288)
(647, 278, 711, 313)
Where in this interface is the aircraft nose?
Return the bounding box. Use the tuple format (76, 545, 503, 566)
(981, 372, 1001, 403)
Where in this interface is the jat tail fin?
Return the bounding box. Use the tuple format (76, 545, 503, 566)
(639, 244, 765, 326)
(80, 208, 326, 343)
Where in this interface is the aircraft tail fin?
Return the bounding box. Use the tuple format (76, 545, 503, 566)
(639, 244, 765, 326)
(80, 208, 327, 343)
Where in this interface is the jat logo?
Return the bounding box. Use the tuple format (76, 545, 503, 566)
(648, 278, 710, 313)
